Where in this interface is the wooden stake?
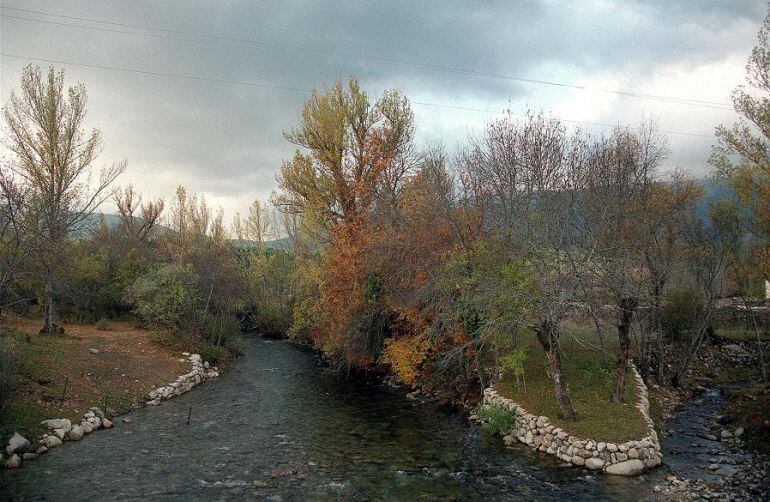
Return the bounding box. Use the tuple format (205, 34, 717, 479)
(60, 376, 68, 402)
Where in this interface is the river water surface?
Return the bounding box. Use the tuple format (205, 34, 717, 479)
(2, 334, 664, 500)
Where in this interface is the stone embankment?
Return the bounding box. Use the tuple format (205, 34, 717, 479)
(146, 353, 219, 405)
(3, 353, 217, 469)
(477, 366, 661, 476)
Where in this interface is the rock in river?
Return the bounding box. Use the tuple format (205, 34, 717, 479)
(605, 459, 645, 476)
(68, 425, 84, 441)
(40, 436, 62, 449)
(41, 418, 71, 432)
(4, 454, 21, 469)
(6, 432, 30, 456)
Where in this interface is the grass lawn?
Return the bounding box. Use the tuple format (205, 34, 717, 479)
(0, 315, 190, 445)
(493, 334, 649, 444)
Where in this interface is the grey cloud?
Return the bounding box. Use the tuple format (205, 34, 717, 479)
(0, 0, 766, 218)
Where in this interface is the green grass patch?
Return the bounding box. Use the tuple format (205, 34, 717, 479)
(0, 399, 49, 446)
(476, 404, 516, 435)
(493, 335, 648, 443)
(714, 327, 770, 342)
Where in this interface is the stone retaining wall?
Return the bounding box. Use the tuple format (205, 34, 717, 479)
(477, 365, 662, 476)
(3, 353, 217, 469)
(146, 353, 219, 405)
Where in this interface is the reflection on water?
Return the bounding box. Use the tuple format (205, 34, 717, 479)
(1, 335, 657, 500)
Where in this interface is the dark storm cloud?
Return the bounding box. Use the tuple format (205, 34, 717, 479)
(0, 0, 766, 217)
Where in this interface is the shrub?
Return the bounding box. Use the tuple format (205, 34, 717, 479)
(476, 404, 516, 436)
(95, 317, 110, 331)
(500, 347, 526, 390)
(380, 335, 430, 386)
(124, 263, 202, 332)
(0, 336, 14, 412)
(662, 286, 701, 340)
(202, 313, 241, 348)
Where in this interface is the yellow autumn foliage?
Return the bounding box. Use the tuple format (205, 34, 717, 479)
(380, 336, 430, 386)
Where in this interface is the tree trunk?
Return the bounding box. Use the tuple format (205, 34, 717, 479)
(744, 298, 767, 383)
(536, 319, 577, 420)
(612, 297, 637, 403)
(672, 324, 712, 388)
(41, 272, 56, 334)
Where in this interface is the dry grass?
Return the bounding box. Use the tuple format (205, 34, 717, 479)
(0, 315, 189, 443)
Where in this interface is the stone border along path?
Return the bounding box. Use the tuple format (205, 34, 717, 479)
(476, 364, 662, 476)
(2, 353, 218, 469)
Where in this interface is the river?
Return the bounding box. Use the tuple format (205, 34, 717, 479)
(2, 334, 665, 500)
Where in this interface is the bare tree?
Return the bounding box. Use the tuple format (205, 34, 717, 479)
(460, 112, 587, 420)
(0, 163, 39, 314)
(577, 123, 668, 402)
(246, 199, 274, 245)
(672, 201, 740, 387)
(2, 65, 125, 333)
(114, 184, 164, 243)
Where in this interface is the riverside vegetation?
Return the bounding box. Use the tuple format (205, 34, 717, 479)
(0, 7, 769, 497)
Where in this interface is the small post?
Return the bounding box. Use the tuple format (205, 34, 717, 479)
(186, 406, 192, 425)
(60, 376, 69, 402)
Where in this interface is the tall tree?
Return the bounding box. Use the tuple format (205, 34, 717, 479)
(710, 9, 769, 383)
(578, 123, 668, 402)
(460, 112, 586, 420)
(274, 77, 415, 237)
(2, 65, 124, 333)
(711, 9, 769, 281)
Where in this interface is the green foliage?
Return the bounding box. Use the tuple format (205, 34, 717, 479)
(124, 263, 202, 332)
(0, 335, 14, 412)
(662, 286, 701, 340)
(95, 317, 110, 331)
(202, 313, 241, 348)
(287, 298, 314, 343)
(476, 404, 516, 436)
(501, 348, 526, 379)
(244, 247, 295, 335)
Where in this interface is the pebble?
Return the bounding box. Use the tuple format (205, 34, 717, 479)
(88, 348, 99, 354)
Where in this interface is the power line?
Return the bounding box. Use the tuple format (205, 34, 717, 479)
(0, 5, 733, 110)
(0, 52, 715, 139)
(0, 52, 716, 139)
(0, 52, 310, 92)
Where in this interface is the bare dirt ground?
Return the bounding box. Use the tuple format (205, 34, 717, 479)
(1, 315, 189, 441)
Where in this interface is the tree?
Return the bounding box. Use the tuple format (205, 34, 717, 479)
(274, 77, 415, 237)
(0, 164, 39, 314)
(2, 65, 125, 333)
(637, 174, 702, 383)
(577, 123, 669, 402)
(459, 112, 586, 420)
(114, 184, 165, 245)
(711, 9, 769, 281)
(273, 77, 416, 369)
(710, 8, 769, 383)
(672, 201, 741, 387)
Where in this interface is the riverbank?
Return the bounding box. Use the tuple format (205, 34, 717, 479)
(0, 315, 208, 447)
(0, 335, 658, 500)
(651, 332, 770, 500)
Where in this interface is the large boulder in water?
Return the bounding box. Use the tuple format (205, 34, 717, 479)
(605, 459, 645, 476)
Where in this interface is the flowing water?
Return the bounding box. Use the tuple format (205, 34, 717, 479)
(2, 334, 665, 500)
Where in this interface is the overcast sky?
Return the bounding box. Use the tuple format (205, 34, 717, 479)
(1, 1, 767, 222)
